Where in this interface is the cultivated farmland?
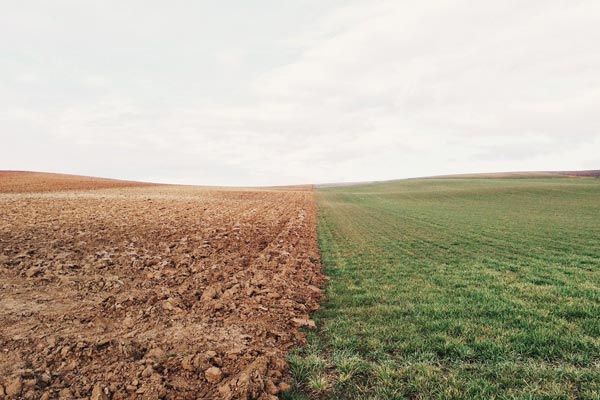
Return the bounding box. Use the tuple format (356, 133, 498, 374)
(0, 172, 324, 399)
(288, 178, 600, 399)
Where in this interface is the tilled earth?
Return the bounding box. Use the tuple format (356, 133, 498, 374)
(0, 171, 155, 193)
(0, 173, 324, 399)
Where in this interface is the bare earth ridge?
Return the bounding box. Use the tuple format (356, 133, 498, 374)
(0, 172, 324, 399)
(0, 171, 156, 193)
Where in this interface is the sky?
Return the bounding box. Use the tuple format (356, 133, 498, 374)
(1, 0, 599, 186)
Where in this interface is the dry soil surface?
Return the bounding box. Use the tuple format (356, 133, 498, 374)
(0, 173, 324, 399)
(0, 172, 155, 193)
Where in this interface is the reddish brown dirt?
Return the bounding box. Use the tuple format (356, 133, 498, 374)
(0, 176, 323, 399)
(0, 171, 155, 193)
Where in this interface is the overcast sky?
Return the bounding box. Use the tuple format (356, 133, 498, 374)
(1, 1, 599, 186)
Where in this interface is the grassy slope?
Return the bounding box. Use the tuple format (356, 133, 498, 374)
(286, 178, 600, 400)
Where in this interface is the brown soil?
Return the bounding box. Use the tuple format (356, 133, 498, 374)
(0, 174, 324, 399)
(0, 171, 155, 193)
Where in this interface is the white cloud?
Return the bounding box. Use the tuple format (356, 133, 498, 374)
(1, 0, 599, 185)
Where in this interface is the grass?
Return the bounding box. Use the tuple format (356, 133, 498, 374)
(285, 178, 600, 399)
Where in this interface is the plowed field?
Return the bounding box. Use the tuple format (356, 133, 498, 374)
(0, 172, 324, 399)
(0, 171, 155, 193)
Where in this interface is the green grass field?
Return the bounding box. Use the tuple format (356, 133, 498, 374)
(286, 178, 600, 400)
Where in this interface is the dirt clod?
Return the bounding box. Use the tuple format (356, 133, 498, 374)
(204, 367, 223, 384)
(141, 365, 154, 378)
(291, 318, 317, 329)
(279, 381, 292, 392)
(5, 377, 22, 397)
(58, 388, 73, 399)
(90, 383, 109, 400)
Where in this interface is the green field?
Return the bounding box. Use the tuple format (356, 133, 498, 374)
(286, 178, 600, 399)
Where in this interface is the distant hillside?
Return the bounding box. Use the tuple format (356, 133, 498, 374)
(557, 170, 600, 177)
(430, 170, 600, 179)
(316, 170, 599, 189)
(315, 181, 377, 189)
(0, 171, 155, 193)
(433, 171, 563, 178)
